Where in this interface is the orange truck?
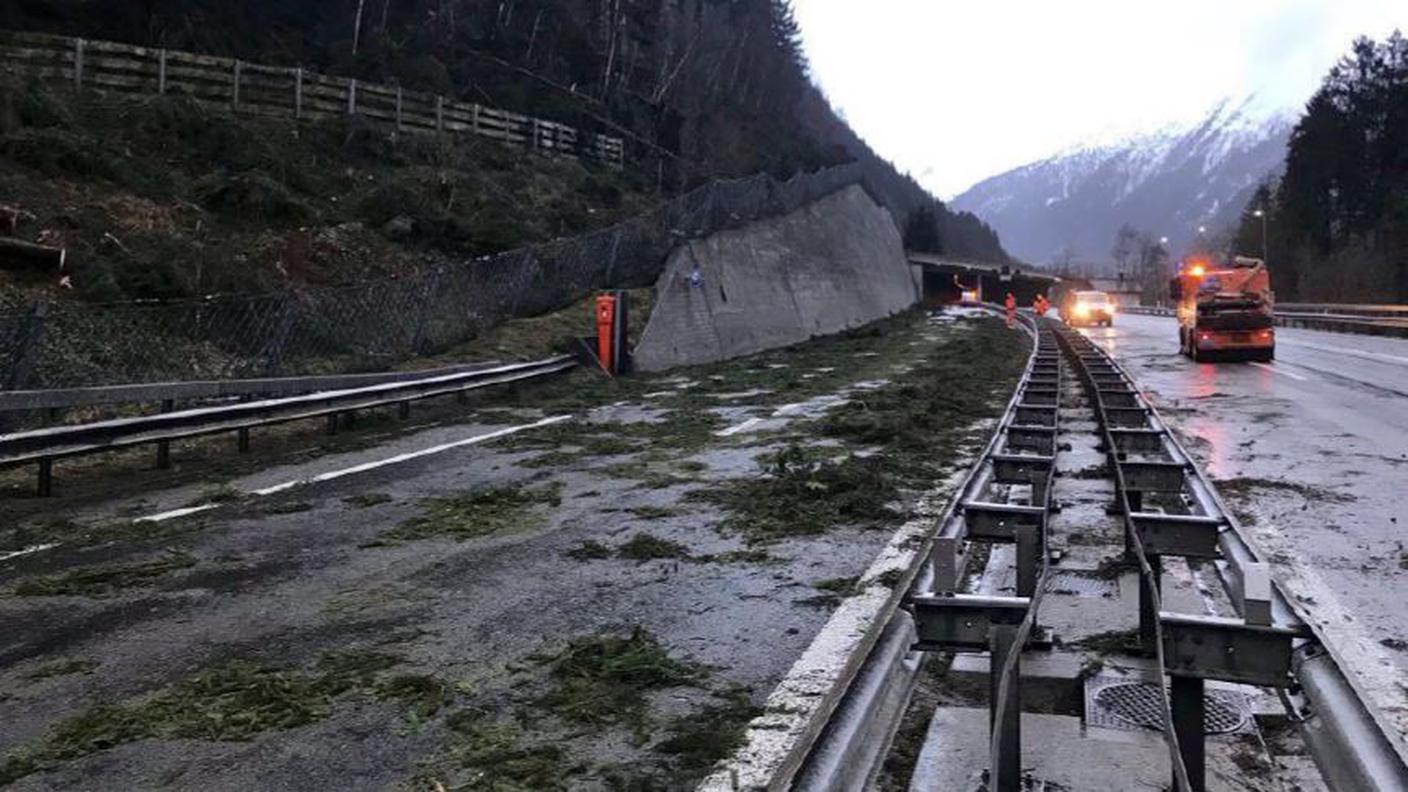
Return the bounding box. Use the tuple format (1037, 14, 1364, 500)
(1170, 256, 1275, 362)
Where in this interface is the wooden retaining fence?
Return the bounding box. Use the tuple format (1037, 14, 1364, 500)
(0, 29, 624, 166)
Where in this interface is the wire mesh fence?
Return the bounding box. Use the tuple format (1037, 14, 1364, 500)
(1, 162, 879, 389)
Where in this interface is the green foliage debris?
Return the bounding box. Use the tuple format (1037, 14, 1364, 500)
(13, 551, 196, 597)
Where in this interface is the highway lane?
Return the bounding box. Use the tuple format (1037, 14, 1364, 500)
(1085, 312, 1408, 742)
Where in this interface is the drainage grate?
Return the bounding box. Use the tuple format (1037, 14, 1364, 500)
(1085, 678, 1252, 735)
(1045, 570, 1118, 598)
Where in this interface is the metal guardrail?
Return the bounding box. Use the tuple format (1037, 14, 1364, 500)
(0, 362, 499, 415)
(1120, 304, 1408, 337)
(0, 355, 576, 496)
(724, 308, 1408, 792)
(1052, 321, 1408, 792)
(739, 307, 1047, 791)
(1279, 303, 1408, 317)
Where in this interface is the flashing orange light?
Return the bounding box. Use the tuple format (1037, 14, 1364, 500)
(1188, 263, 1207, 278)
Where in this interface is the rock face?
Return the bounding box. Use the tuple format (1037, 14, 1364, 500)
(633, 184, 917, 371)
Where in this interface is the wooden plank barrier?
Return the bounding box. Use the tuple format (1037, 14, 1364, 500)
(0, 29, 624, 167)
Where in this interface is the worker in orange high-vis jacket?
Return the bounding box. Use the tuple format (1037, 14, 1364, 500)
(1034, 293, 1049, 317)
(1004, 292, 1017, 328)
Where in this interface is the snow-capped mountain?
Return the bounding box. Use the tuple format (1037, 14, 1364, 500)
(951, 98, 1293, 267)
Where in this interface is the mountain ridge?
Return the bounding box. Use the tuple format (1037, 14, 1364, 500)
(952, 97, 1294, 267)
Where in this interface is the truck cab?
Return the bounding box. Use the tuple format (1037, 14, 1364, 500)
(1170, 256, 1275, 362)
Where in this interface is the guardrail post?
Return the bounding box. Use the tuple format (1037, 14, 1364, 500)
(1171, 675, 1206, 792)
(435, 96, 444, 132)
(347, 78, 357, 115)
(989, 624, 1022, 792)
(237, 395, 252, 453)
(232, 60, 242, 108)
(37, 458, 53, 497)
(158, 49, 167, 94)
(155, 399, 174, 469)
(73, 38, 84, 90)
(1139, 554, 1162, 652)
(471, 104, 480, 135)
(395, 86, 403, 131)
(293, 68, 303, 119)
(1015, 525, 1039, 597)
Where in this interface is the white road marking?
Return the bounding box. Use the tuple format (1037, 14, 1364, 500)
(716, 400, 815, 437)
(715, 417, 763, 437)
(136, 415, 572, 523)
(1250, 362, 1307, 381)
(0, 543, 59, 562)
(136, 504, 219, 523)
(251, 415, 572, 496)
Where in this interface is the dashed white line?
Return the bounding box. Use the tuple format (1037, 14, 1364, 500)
(135, 415, 572, 523)
(1250, 362, 1308, 381)
(715, 417, 763, 437)
(136, 504, 219, 523)
(0, 543, 59, 562)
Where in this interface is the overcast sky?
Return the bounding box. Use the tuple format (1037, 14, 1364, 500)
(793, 0, 1408, 199)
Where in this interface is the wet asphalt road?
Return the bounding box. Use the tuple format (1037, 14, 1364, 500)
(1083, 313, 1408, 736)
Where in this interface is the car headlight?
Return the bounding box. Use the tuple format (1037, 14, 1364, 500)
(1074, 304, 1090, 317)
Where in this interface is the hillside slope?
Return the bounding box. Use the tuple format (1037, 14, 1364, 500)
(953, 98, 1291, 266)
(1, 0, 1010, 270)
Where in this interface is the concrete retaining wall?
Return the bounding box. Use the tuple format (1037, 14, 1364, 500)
(632, 184, 917, 370)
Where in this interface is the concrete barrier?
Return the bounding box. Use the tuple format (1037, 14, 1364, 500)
(632, 184, 917, 370)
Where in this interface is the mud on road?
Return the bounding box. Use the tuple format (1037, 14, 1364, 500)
(0, 310, 1028, 790)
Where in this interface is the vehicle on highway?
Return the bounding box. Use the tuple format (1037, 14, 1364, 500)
(1170, 256, 1276, 362)
(1062, 290, 1114, 327)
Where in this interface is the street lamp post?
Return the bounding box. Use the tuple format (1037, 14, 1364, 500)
(1252, 209, 1268, 262)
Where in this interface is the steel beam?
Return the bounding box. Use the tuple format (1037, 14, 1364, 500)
(909, 594, 1030, 651)
(1160, 612, 1295, 687)
(962, 501, 1045, 543)
(1006, 425, 1055, 455)
(1129, 512, 1222, 558)
(1109, 428, 1165, 453)
(1102, 406, 1152, 428)
(1015, 405, 1057, 426)
(1118, 460, 1188, 493)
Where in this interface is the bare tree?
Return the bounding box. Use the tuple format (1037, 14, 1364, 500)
(352, 0, 367, 55)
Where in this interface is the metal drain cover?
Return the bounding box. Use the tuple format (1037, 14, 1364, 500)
(1045, 570, 1117, 598)
(1086, 678, 1252, 735)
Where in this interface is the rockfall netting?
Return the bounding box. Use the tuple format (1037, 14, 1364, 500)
(1, 163, 881, 388)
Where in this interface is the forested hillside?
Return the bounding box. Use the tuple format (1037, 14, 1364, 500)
(1231, 31, 1407, 302)
(1, 0, 1008, 291)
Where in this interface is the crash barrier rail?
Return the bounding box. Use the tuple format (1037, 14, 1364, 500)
(739, 308, 1408, 792)
(0, 361, 497, 423)
(0, 30, 623, 166)
(910, 317, 1061, 791)
(0, 163, 886, 391)
(1120, 305, 1408, 338)
(1050, 321, 1408, 792)
(0, 355, 575, 497)
(725, 306, 1044, 790)
(1279, 303, 1408, 317)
